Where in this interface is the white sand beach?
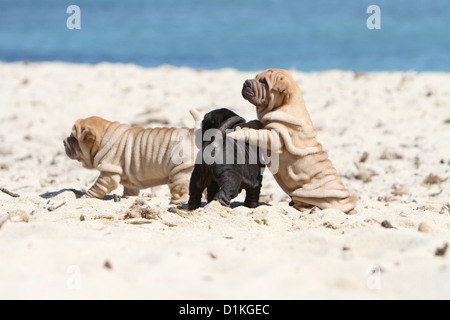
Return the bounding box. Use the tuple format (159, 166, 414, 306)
(0, 62, 449, 299)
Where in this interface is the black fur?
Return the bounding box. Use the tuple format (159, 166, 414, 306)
(188, 108, 265, 210)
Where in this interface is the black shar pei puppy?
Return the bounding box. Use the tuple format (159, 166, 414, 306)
(188, 108, 265, 210)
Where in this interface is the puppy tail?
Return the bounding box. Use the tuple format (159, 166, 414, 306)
(189, 108, 202, 131)
(189, 109, 202, 122)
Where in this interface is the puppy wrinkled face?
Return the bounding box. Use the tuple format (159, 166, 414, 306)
(63, 124, 93, 168)
(63, 116, 106, 169)
(242, 68, 292, 111)
(241, 74, 268, 108)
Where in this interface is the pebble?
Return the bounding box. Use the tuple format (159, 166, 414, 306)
(418, 221, 436, 234)
(7, 210, 30, 223)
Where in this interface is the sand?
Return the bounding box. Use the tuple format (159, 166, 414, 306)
(0, 62, 449, 299)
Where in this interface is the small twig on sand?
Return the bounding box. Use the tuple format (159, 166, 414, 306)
(0, 187, 20, 198)
(47, 201, 66, 212)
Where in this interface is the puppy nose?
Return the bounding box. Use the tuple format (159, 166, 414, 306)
(243, 80, 252, 88)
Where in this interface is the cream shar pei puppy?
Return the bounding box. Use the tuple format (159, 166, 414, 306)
(228, 69, 357, 214)
(64, 112, 199, 204)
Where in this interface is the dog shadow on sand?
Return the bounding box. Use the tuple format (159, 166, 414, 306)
(39, 189, 272, 210)
(39, 188, 84, 199)
(39, 188, 115, 201)
(175, 201, 271, 211)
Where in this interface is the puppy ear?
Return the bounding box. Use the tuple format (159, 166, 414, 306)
(80, 126, 96, 143)
(272, 77, 290, 95)
(202, 114, 217, 129)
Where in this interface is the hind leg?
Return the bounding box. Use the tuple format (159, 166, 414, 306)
(214, 170, 242, 207)
(292, 198, 316, 212)
(244, 186, 261, 208)
(206, 180, 220, 203)
(292, 195, 357, 214)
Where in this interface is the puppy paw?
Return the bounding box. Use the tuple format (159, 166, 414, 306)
(170, 198, 187, 205)
(214, 191, 231, 207)
(187, 200, 201, 210)
(244, 201, 258, 208)
(82, 190, 102, 199)
(123, 187, 139, 197)
(227, 129, 247, 141)
(187, 204, 199, 210)
(217, 198, 231, 207)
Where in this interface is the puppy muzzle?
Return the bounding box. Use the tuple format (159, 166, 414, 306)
(242, 79, 255, 100)
(64, 136, 78, 160)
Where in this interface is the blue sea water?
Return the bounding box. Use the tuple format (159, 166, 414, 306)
(0, 0, 449, 71)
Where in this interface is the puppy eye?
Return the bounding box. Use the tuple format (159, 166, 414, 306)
(259, 78, 268, 85)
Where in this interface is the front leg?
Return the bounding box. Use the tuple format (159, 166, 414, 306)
(227, 128, 283, 152)
(187, 165, 205, 210)
(123, 186, 140, 197)
(84, 172, 120, 199)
